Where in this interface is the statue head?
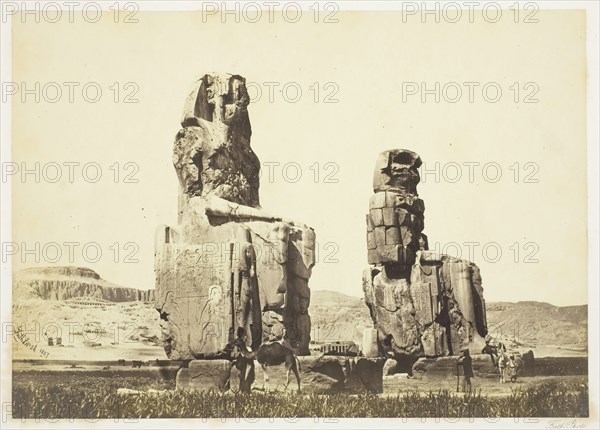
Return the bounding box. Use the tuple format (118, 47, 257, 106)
(181, 73, 251, 132)
(373, 149, 422, 194)
(174, 73, 260, 207)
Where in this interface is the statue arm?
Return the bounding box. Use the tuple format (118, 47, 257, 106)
(204, 195, 306, 226)
(204, 195, 283, 222)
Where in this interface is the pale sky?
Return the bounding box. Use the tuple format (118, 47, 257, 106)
(9, 9, 588, 305)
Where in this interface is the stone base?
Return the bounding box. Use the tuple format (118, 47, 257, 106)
(176, 360, 232, 392)
(412, 354, 500, 379)
(252, 355, 385, 394)
(412, 352, 536, 380)
(176, 356, 386, 394)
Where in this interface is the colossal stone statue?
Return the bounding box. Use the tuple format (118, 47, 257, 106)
(363, 149, 487, 366)
(155, 73, 315, 360)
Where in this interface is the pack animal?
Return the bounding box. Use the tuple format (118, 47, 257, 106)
(233, 337, 301, 393)
(497, 351, 510, 383)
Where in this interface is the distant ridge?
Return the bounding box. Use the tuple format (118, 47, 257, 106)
(13, 266, 155, 302)
(309, 290, 588, 353)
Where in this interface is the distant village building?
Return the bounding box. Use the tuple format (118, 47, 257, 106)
(314, 341, 360, 356)
(66, 298, 114, 307)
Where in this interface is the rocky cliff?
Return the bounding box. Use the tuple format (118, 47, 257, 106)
(13, 266, 155, 303)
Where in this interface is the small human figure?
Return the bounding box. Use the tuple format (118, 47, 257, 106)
(457, 348, 474, 393)
(482, 334, 498, 365)
(507, 354, 518, 383)
(230, 327, 255, 393)
(482, 334, 507, 368)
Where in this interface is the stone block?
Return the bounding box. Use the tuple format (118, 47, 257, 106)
(367, 232, 376, 250)
(382, 207, 396, 225)
(375, 244, 400, 263)
(370, 208, 384, 226)
(370, 192, 387, 209)
(367, 249, 380, 265)
(251, 355, 385, 394)
(374, 226, 386, 246)
(366, 213, 374, 231)
(345, 357, 386, 394)
(176, 360, 232, 392)
(412, 354, 500, 380)
(385, 191, 397, 206)
(385, 227, 400, 244)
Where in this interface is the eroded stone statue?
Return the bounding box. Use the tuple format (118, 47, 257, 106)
(155, 73, 315, 360)
(363, 149, 487, 366)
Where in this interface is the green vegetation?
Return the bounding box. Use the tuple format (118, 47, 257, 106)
(12, 372, 588, 419)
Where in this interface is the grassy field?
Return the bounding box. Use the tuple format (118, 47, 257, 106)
(12, 371, 589, 419)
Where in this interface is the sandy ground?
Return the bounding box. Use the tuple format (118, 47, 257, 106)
(12, 339, 585, 362)
(383, 374, 587, 397)
(11, 361, 177, 372)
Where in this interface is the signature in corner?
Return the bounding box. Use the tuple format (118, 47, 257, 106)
(546, 419, 586, 429)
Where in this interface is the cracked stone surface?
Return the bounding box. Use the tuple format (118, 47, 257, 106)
(363, 149, 487, 366)
(155, 73, 315, 360)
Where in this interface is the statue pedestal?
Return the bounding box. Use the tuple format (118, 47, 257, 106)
(175, 356, 386, 394)
(176, 360, 232, 392)
(412, 354, 504, 379)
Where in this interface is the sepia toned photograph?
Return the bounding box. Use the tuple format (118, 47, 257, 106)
(1, 1, 598, 427)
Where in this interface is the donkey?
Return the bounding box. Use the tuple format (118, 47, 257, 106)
(497, 351, 510, 383)
(233, 335, 301, 393)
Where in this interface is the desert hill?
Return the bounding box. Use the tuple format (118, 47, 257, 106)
(484, 301, 587, 355)
(310, 291, 587, 352)
(14, 266, 154, 302)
